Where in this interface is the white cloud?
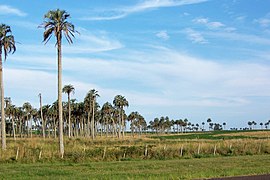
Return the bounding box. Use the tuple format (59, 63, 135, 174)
(7, 46, 270, 108)
(15, 29, 123, 56)
(156, 30, 170, 40)
(0, 5, 26, 17)
(185, 28, 208, 44)
(235, 16, 246, 21)
(193, 17, 225, 29)
(208, 21, 225, 29)
(255, 17, 270, 27)
(193, 17, 208, 24)
(5, 45, 270, 128)
(81, 0, 209, 21)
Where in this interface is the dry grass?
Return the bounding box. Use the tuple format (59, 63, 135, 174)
(214, 131, 270, 138)
(0, 133, 269, 163)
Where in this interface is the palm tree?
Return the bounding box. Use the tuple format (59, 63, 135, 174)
(84, 89, 99, 139)
(127, 111, 139, 137)
(207, 118, 212, 131)
(89, 89, 99, 140)
(113, 95, 129, 138)
(0, 24, 16, 150)
(38, 93, 46, 139)
(40, 9, 77, 157)
(248, 121, 252, 130)
(259, 122, 263, 129)
(101, 102, 114, 137)
(222, 122, 226, 130)
(22, 102, 32, 138)
(202, 122, 205, 131)
(62, 84, 75, 138)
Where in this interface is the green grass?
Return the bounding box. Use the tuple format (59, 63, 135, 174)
(150, 130, 270, 140)
(0, 155, 269, 179)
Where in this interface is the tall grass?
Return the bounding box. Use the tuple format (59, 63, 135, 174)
(0, 135, 269, 163)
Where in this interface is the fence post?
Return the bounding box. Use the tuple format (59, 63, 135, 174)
(214, 144, 217, 156)
(16, 147, 19, 160)
(180, 145, 184, 157)
(144, 145, 148, 157)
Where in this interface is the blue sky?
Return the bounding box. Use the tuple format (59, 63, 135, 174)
(1, 0, 270, 129)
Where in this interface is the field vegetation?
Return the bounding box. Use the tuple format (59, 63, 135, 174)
(0, 131, 269, 163)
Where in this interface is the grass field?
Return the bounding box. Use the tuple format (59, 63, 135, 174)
(0, 155, 269, 179)
(0, 130, 269, 179)
(151, 130, 270, 140)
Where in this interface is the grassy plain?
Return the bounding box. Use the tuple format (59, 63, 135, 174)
(0, 130, 269, 179)
(0, 155, 269, 179)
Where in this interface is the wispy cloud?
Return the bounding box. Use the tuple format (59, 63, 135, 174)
(185, 28, 208, 44)
(193, 17, 225, 29)
(156, 30, 170, 40)
(206, 31, 270, 45)
(255, 13, 270, 27)
(0, 5, 26, 17)
(7, 46, 270, 108)
(16, 29, 124, 55)
(81, 0, 209, 21)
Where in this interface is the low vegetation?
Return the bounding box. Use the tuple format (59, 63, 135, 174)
(0, 155, 269, 179)
(0, 131, 269, 163)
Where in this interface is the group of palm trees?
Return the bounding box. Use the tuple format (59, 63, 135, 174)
(148, 117, 226, 133)
(2, 88, 146, 141)
(248, 120, 270, 130)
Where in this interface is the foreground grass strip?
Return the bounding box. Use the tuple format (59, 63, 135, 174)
(0, 155, 269, 179)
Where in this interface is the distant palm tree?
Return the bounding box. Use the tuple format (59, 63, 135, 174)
(202, 122, 205, 131)
(207, 118, 212, 131)
(259, 122, 263, 129)
(22, 102, 33, 138)
(0, 24, 16, 150)
(128, 111, 139, 137)
(84, 89, 99, 139)
(101, 102, 114, 137)
(248, 121, 252, 129)
(222, 122, 226, 130)
(62, 84, 75, 138)
(90, 89, 99, 140)
(113, 95, 129, 138)
(40, 9, 77, 158)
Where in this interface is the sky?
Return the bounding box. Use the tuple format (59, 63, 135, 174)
(1, 0, 270, 129)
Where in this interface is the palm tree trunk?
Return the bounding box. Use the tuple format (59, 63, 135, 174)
(68, 94, 71, 138)
(91, 99, 95, 140)
(0, 52, 6, 150)
(87, 111, 90, 137)
(19, 118, 22, 138)
(12, 114, 16, 140)
(30, 115, 32, 138)
(121, 108, 125, 138)
(39, 94, 45, 139)
(57, 33, 64, 158)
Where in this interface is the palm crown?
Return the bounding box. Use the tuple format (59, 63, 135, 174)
(0, 24, 16, 60)
(40, 9, 76, 44)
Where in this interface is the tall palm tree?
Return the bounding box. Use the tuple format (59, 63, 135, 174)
(40, 9, 77, 157)
(62, 84, 75, 138)
(0, 24, 16, 150)
(207, 118, 212, 131)
(22, 102, 32, 138)
(222, 122, 226, 130)
(89, 89, 99, 140)
(113, 95, 129, 138)
(101, 102, 114, 137)
(127, 111, 139, 137)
